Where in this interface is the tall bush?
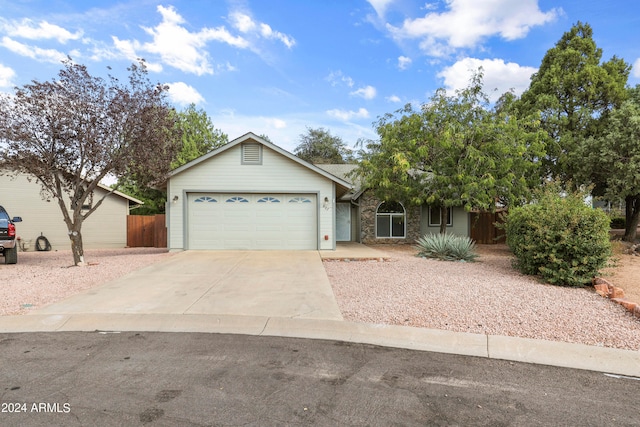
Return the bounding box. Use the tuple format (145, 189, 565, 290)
(504, 187, 611, 286)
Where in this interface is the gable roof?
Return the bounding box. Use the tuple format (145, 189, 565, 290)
(168, 132, 353, 196)
(313, 163, 365, 201)
(98, 183, 144, 205)
(313, 164, 357, 184)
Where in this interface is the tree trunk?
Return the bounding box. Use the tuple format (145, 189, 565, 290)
(624, 194, 640, 242)
(68, 226, 85, 266)
(439, 207, 448, 234)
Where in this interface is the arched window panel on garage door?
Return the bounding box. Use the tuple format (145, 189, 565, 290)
(193, 196, 217, 203)
(257, 197, 280, 203)
(226, 196, 249, 203)
(289, 197, 312, 203)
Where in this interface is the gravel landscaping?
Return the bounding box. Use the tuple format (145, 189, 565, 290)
(0, 248, 172, 316)
(2, 244, 638, 351)
(325, 244, 640, 351)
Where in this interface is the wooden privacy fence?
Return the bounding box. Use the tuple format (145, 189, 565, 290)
(127, 214, 167, 248)
(470, 210, 506, 244)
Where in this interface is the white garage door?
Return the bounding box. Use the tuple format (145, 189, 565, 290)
(187, 193, 317, 250)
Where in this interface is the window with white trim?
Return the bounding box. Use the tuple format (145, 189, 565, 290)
(428, 206, 452, 226)
(376, 201, 406, 238)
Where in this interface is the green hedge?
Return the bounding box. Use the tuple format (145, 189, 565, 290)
(609, 216, 625, 229)
(504, 188, 612, 287)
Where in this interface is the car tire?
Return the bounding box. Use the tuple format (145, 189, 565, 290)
(4, 246, 17, 264)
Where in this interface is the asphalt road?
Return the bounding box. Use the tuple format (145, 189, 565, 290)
(1, 332, 638, 426)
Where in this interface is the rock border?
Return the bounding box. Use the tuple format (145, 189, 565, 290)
(593, 277, 640, 319)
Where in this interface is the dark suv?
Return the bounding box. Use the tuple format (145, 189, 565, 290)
(0, 206, 22, 264)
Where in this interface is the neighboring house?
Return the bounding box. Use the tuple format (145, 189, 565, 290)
(164, 132, 476, 252)
(0, 172, 142, 251)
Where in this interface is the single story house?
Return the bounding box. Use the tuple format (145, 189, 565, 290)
(0, 171, 142, 251)
(165, 132, 477, 251)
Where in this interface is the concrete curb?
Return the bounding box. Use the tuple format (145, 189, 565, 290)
(1, 313, 638, 377)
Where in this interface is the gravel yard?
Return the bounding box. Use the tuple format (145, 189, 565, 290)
(2, 244, 638, 351)
(325, 245, 640, 351)
(0, 248, 172, 316)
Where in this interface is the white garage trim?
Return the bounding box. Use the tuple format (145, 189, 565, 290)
(184, 190, 319, 250)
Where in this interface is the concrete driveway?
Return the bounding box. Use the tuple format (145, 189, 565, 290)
(31, 251, 343, 320)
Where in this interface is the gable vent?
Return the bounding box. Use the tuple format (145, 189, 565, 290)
(242, 143, 262, 165)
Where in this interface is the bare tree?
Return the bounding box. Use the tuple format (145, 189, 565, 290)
(0, 58, 181, 265)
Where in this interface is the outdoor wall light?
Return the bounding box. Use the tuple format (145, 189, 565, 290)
(172, 195, 179, 203)
(323, 196, 330, 210)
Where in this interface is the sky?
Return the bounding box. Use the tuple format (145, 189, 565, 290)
(0, 0, 639, 153)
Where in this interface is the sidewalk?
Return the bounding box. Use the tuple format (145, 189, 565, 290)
(1, 313, 638, 377)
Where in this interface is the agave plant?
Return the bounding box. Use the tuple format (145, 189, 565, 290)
(415, 233, 478, 262)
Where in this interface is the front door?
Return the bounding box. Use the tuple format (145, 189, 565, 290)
(336, 203, 351, 241)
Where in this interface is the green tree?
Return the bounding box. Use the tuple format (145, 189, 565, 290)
(577, 85, 640, 241)
(171, 104, 228, 168)
(518, 22, 630, 184)
(355, 72, 546, 234)
(294, 127, 353, 164)
(0, 59, 180, 265)
(117, 104, 228, 215)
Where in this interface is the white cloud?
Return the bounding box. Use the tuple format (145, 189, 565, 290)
(0, 37, 67, 63)
(259, 23, 295, 48)
(326, 108, 370, 121)
(167, 81, 205, 106)
(142, 5, 249, 75)
(112, 6, 293, 75)
(437, 57, 537, 101)
(634, 58, 640, 78)
(367, 0, 395, 18)
(326, 70, 354, 88)
(0, 19, 83, 43)
(387, 94, 402, 103)
(350, 85, 377, 100)
(230, 11, 295, 49)
(113, 5, 249, 76)
(110, 37, 163, 72)
(398, 55, 412, 70)
(266, 118, 287, 129)
(230, 12, 257, 33)
(386, 0, 560, 57)
(0, 63, 15, 88)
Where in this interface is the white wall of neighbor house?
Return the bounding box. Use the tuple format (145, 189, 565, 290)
(167, 143, 336, 250)
(420, 205, 470, 237)
(0, 172, 130, 250)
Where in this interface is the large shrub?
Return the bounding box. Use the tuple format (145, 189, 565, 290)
(415, 233, 478, 262)
(504, 188, 612, 286)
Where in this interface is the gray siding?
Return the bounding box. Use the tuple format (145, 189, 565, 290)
(420, 205, 470, 237)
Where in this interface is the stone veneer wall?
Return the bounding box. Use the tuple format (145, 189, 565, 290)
(359, 190, 422, 244)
